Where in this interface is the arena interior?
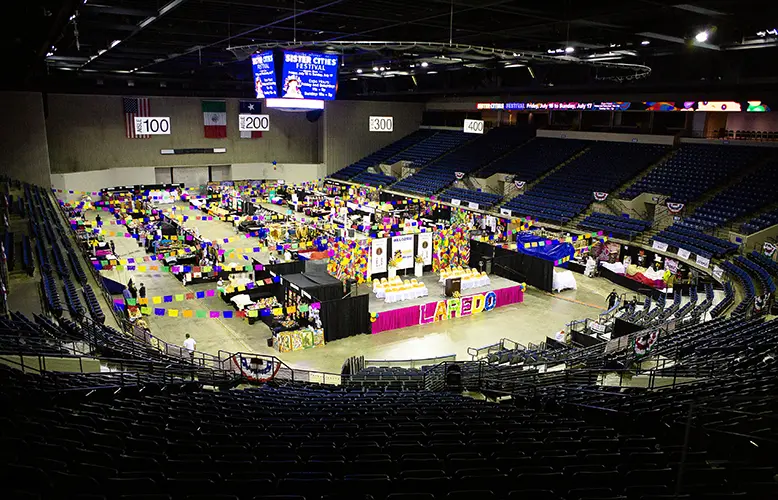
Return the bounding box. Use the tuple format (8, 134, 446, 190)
(1, 1, 778, 498)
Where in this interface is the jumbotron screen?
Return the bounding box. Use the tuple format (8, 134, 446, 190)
(251, 50, 278, 99)
(280, 51, 339, 100)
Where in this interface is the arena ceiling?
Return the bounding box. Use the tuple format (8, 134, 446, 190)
(6, 0, 778, 99)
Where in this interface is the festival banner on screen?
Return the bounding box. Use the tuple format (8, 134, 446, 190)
(280, 51, 338, 100)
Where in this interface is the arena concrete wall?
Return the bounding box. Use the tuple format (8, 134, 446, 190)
(322, 100, 425, 175)
(0, 92, 52, 187)
(45, 94, 321, 173)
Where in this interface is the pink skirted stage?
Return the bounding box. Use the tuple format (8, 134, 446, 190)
(371, 284, 524, 334)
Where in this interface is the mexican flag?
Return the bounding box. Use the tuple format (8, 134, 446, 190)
(202, 100, 227, 138)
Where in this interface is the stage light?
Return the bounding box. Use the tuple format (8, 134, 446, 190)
(421, 61, 429, 67)
(565, 46, 575, 53)
(641, 40, 650, 45)
(373, 66, 378, 71)
(356, 68, 362, 73)
(695, 30, 709, 42)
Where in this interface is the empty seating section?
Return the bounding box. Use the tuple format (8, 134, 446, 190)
(392, 128, 528, 195)
(329, 130, 436, 180)
(385, 131, 473, 171)
(721, 261, 755, 316)
(476, 137, 587, 179)
(750, 251, 778, 283)
(503, 142, 669, 223)
(680, 159, 778, 231)
(345, 366, 426, 390)
(350, 171, 397, 187)
(3, 369, 777, 500)
(437, 188, 502, 210)
(578, 212, 651, 239)
(741, 207, 778, 234)
(653, 224, 737, 259)
(620, 144, 763, 203)
(710, 281, 734, 317)
(737, 255, 776, 294)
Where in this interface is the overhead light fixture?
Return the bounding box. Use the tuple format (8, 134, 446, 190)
(641, 40, 650, 45)
(504, 63, 524, 68)
(527, 66, 535, 79)
(379, 66, 385, 71)
(421, 61, 429, 67)
(45, 52, 54, 58)
(139, 16, 157, 28)
(565, 46, 575, 53)
(98, 49, 106, 55)
(427, 71, 437, 74)
(373, 66, 379, 71)
(110, 40, 121, 48)
(356, 68, 362, 73)
(695, 30, 709, 42)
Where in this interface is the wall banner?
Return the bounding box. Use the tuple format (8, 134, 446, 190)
(371, 238, 388, 274)
(417, 232, 433, 266)
(391, 234, 415, 270)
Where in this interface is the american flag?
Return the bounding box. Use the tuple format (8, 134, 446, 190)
(123, 97, 150, 139)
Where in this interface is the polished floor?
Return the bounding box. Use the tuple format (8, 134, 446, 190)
(10, 198, 636, 375)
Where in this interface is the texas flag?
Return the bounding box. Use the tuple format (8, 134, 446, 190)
(239, 100, 263, 139)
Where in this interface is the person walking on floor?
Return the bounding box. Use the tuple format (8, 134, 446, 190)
(109, 240, 115, 255)
(183, 334, 197, 362)
(607, 289, 618, 309)
(138, 283, 146, 301)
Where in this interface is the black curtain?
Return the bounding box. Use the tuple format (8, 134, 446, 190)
(493, 246, 553, 292)
(570, 330, 606, 347)
(469, 240, 495, 269)
(320, 294, 370, 342)
(304, 272, 345, 302)
(254, 258, 306, 281)
(613, 317, 644, 339)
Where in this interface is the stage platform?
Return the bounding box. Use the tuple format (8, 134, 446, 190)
(363, 272, 522, 314)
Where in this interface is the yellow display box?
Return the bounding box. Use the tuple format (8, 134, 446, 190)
(276, 328, 325, 353)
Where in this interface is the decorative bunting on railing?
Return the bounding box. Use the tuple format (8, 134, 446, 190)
(666, 202, 685, 213)
(454, 172, 465, 180)
(514, 180, 526, 189)
(593, 192, 609, 201)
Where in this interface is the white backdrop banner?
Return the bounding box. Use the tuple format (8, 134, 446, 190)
(696, 255, 710, 268)
(417, 232, 433, 266)
(677, 248, 691, 260)
(392, 235, 415, 270)
(371, 238, 388, 274)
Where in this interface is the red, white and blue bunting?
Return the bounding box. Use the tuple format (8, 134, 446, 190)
(764, 242, 776, 257)
(230, 354, 281, 382)
(514, 180, 526, 189)
(455, 172, 465, 180)
(593, 192, 609, 201)
(667, 202, 685, 213)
